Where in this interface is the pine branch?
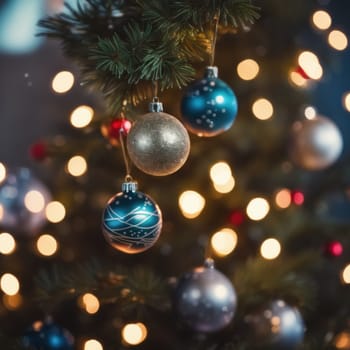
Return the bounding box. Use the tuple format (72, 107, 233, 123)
(34, 259, 169, 313)
(38, 0, 259, 114)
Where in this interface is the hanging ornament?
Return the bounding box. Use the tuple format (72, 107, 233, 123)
(289, 115, 343, 170)
(101, 117, 132, 147)
(126, 98, 190, 176)
(244, 300, 305, 350)
(102, 181, 162, 254)
(181, 66, 238, 137)
(23, 319, 74, 350)
(0, 167, 51, 234)
(172, 258, 237, 333)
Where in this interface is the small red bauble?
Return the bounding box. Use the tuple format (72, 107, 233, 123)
(229, 210, 245, 226)
(101, 118, 132, 146)
(324, 240, 343, 258)
(292, 191, 304, 206)
(29, 141, 47, 161)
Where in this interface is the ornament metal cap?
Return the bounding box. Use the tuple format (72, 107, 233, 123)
(204, 257, 215, 269)
(205, 66, 218, 78)
(149, 97, 164, 113)
(122, 181, 138, 193)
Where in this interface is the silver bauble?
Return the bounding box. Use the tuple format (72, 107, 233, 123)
(0, 167, 51, 234)
(244, 300, 305, 350)
(173, 258, 237, 333)
(127, 101, 190, 176)
(289, 116, 343, 170)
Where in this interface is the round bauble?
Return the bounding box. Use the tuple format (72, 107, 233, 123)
(101, 117, 132, 146)
(244, 300, 305, 350)
(127, 100, 190, 176)
(173, 258, 237, 333)
(289, 116, 343, 170)
(0, 167, 51, 234)
(23, 319, 74, 350)
(102, 181, 162, 254)
(181, 66, 238, 137)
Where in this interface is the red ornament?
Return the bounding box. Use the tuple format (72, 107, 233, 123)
(29, 141, 47, 161)
(324, 240, 343, 258)
(292, 191, 304, 206)
(229, 210, 245, 226)
(101, 117, 132, 146)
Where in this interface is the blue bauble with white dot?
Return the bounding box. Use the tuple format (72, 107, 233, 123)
(102, 182, 162, 254)
(23, 320, 74, 350)
(181, 66, 238, 137)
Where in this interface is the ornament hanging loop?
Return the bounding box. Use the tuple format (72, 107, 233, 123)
(210, 9, 221, 66)
(117, 113, 133, 182)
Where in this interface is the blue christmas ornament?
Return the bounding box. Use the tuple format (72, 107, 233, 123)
(102, 181, 162, 254)
(181, 66, 238, 137)
(23, 320, 74, 350)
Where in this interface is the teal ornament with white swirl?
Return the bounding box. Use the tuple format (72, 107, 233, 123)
(102, 182, 162, 254)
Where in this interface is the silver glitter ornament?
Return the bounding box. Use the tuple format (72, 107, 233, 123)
(126, 100, 190, 176)
(244, 300, 305, 350)
(289, 116, 343, 170)
(173, 258, 237, 333)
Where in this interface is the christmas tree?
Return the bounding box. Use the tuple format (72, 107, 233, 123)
(0, 0, 350, 349)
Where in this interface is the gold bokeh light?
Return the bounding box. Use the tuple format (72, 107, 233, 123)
(328, 30, 348, 51)
(45, 201, 66, 223)
(0, 232, 16, 255)
(70, 105, 94, 128)
(67, 155, 88, 177)
(0, 273, 20, 296)
(237, 59, 260, 80)
(246, 197, 270, 221)
(312, 10, 332, 30)
(122, 323, 148, 345)
(211, 228, 238, 257)
(52, 71, 75, 94)
(260, 238, 281, 260)
(252, 98, 274, 120)
(178, 190, 205, 219)
(36, 234, 58, 257)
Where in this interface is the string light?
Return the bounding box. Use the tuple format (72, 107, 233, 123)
(0, 232, 16, 254)
(0, 273, 20, 295)
(252, 98, 274, 120)
(292, 191, 305, 206)
(209, 162, 232, 185)
(304, 106, 317, 120)
(122, 323, 148, 345)
(237, 59, 260, 80)
(51, 71, 74, 94)
(298, 51, 323, 80)
(67, 155, 88, 177)
(211, 228, 238, 257)
(312, 10, 332, 30)
(79, 293, 100, 314)
(24, 190, 46, 213)
(178, 190, 205, 219)
(0, 162, 6, 183)
(84, 339, 103, 350)
(274, 189, 292, 209)
(328, 30, 348, 51)
(341, 264, 350, 284)
(343, 92, 350, 112)
(70, 105, 94, 128)
(246, 197, 270, 221)
(36, 234, 58, 257)
(213, 176, 235, 194)
(45, 201, 66, 223)
(260, 238, 281, 260)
